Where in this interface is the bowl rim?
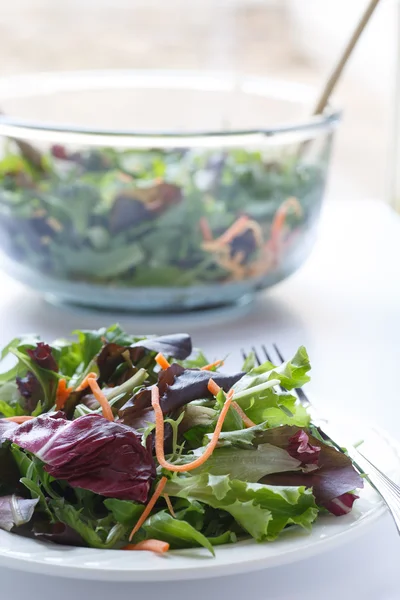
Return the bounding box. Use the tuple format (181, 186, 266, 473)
(0, 69, 341, 148)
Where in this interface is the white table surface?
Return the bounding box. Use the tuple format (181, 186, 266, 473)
(0, 198, 399, 600)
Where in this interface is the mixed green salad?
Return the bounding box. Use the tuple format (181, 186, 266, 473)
(0, 325, 362, 554)
(0, 143, 329, 287)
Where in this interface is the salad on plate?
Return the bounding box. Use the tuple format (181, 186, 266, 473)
(0, 325, 362, 555)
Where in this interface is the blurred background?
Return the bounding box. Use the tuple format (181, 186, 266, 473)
(0, 0, 397, 204)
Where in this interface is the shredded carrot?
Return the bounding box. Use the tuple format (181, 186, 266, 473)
(152, 385, 234, 473)
(200, 359, 224, 371)
(214, 215, 249, 245)
(270, 197, 303, 250)
(3, 416, 34, 423)
(207, 379, 254, 427)
(207, 378, 221, 396)
(231, 401, 256, 428)
(87, 378, 114, 422)
(164, 493, 176, 518)
(122, 540, 170, 553)
(75, 372, 98, 392)
(55, 378, 73, 410)
(155, 353, 171, 370)
(199, 217, 213, 242)
(74, 372, 113, 421)
(129, 476, 168, 541)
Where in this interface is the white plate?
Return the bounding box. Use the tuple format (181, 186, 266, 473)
(0, 424, 398, 582)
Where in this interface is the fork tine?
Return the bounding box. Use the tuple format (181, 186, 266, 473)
(252, 346, 262, 366)
(241, 348, 247, 362)
(272, 343, 285, 364)
(261, 344, 273, 363)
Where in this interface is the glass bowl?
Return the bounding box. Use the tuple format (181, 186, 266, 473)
(0, 70, 340, 312)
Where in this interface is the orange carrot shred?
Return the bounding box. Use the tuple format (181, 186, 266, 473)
(122, 540, 170, 553)
(74, 372, 113, 421)
(55, 378, 73, 410)
(75, 372, 98, 392)
(199, 217, 213, 242)
(231, 401, 256, 428)
(87, 378, 114, 422)
(152, 385, 234, 473)
(215, 215, 249, 245)
(207, 379, 221, 396)
(164, 494, 176, 518)
(3, 416, 34, 423)
(129, 476, 168, 541)
(270, 197, 302, 250)
(200, 359, 224, 371)
(155, 353, 171, 370)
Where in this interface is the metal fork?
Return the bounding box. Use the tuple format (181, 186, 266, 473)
(242, 343, 400, 535)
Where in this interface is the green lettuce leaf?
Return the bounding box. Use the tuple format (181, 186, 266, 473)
(165, 474, 318, 542)
(0, 382, 24, 417)
(50, 498, 127, 549)
(103, 498, 144, 526)
(234, 346, 311, 393)
(142, 510, 215, 555)
(190, 443, 301, 481)
(228, 347, 311, 427)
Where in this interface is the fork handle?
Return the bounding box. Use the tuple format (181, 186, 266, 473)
(346, 445, 400, 535)
(316, 419, 400, 535)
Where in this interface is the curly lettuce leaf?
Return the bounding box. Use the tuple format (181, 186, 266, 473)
(165, 474, 318, 542)
(225, 348, 311, 428)
(234, 346, 311, 393)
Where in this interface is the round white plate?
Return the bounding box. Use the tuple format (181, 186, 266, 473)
(0, 425, 398, 582)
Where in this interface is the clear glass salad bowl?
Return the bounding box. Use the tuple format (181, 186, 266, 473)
(0, 70, 340, 312)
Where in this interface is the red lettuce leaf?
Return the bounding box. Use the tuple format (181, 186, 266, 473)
(0, 420, 19, 443)
(287, 430, 320, 465)
(257, 426, 363, 512)
(16, 371, 43, 413)
(0, 495, 39, 531)
(97, 334, 192, 383)
(131, 333, 192, 359)
(119, 364, 244, 430)
(26, 342, 58, 372)
(5, 413, 156, 502)
(323, 492, 359, 516)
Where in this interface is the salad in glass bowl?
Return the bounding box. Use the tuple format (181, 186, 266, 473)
(0, 325, 362, 553)
(0, 71, 340, 311)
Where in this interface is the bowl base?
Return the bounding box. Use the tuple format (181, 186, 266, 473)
(44, 291, 255, 327)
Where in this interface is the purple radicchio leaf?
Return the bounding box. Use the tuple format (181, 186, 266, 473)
(323, 492, 359, 516)
(119, 363, 244, 430)
(0, 495, 39, 531)
(287, 430, 320, 465)
(27, 342, 58, 372)
(97, 334, 192, 384)
(4, 412, 156, 503)
(16, 371, 43, 413)
(0, 419, 19, 443)
(258, 426, 363, 514)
